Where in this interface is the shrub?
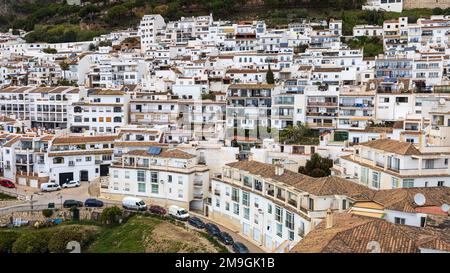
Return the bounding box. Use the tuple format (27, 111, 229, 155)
(42, 209, 53, 218)
(100, 206, 123, 226)
(0, 231, 20, 253)
(12, 231, 52, 253)
(47, 227, 97, 253)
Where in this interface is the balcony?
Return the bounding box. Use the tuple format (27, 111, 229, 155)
(288, 199, 297, 207)
(276, 194, 286, 201)
(266, 189, 274, 197)
(194, 180, 203, 187)
(214, 189, 221, 196)
(193, 193, 204, 200)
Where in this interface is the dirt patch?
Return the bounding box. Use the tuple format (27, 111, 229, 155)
(146, 222, 218, 253)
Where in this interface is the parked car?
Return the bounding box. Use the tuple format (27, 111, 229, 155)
(218, 231, 234, 245)
(84, 198, 104, 208)
(149, 205, 166, 215)
(63, 199, 83, 208)
(188, 217, 205, 229)
(122, 197, 147, 211)
(232, 242, 249, 253)
(168, 205, 189, 220)
(40, 183, 61, 192)
(0, 179, 15, 188)
(205, 223, 221, 237)
(62, 180, 80, 188)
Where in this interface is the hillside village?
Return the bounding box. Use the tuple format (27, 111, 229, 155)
(0, 3, 449, 253)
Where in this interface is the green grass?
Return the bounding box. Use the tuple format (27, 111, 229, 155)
(88, 216, 161, 253)
(0, 193, 16, 201)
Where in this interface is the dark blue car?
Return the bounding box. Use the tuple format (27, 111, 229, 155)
(205, 223, 221, 237)
(188, 216, 205, 229)
(84, 198, 104, 208)
(232, 242, 249, 253)
(218, 231, 234, 245)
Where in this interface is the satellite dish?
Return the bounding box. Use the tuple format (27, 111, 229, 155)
(439, 98, 446, 105)
(414, 193, 426, 206)
(441, 204, 449, 213)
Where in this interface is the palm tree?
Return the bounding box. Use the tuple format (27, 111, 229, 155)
(280, 123, 311, 144)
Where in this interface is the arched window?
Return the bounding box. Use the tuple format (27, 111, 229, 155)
(53, 157, 64, 164)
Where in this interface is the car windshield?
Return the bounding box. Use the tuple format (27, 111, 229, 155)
(179, 209, 188, 215)
(138, 201, 145, 205)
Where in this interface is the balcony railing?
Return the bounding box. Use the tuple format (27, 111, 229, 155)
(193, 193, 204, 199)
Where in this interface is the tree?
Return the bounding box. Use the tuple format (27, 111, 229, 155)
(0, 231, 19, 253)
(299, 153, 333, 177)
(266, 65, 274, 84)
(42, 209, 53, 218)
(12, 231, 52, 253)
(59, 61, 70, 80)
(279, 123, 318, 145)
(43, 47, 57, 54)
(100, 206, 123, 225)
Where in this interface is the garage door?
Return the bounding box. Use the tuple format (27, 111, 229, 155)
(59, 172, 73, 185)
(29, 179, 38, 188)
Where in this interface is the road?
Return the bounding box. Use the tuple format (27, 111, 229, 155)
(0, 182, 92, 206)
(1, 182, 266, 253)
(190, 212, 266, 253)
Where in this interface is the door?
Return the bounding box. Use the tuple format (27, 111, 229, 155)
(100, 164, 109, 177)
(80, 170, 89, 182)
(59, 172, 74, 186)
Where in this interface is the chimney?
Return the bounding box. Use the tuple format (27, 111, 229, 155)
(275, 165, 284, 176)
(325, 208, 333, 229)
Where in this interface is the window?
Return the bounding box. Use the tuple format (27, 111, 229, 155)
(242, 191, 250, 206)
(276, 223, 283, 237)
(420, 217, 426, 227)
(391, 177, 399, 189)
(243, 176, 252, 187)
(372, 172, 380, 189)
(215, 198, 220, 207)
(342, 200, 347, 210)
(178, 190, 183, 198)
(53, 157, 64, 164)
(178, 176, 183, 185)
(137, 170, 145, 182)
(285, 211, 294, 230)
(168, 175, 172, 183)
(243, 207, 250, 220)
(267, 204, 272, 214)
(425, 159, 434, 169)
(225, 202, 230, 211)
(125, 171, 130, 179)
(394, 217, 405, 225)
(232, 188, 239, 202)
(113, 170, 118, 178)
(138, 183, 146, 193)
(360, 167, 369, 185)
(395, 97, 408, 103)
(275, 206, 283, 222)
(151, 172, 158, 193)
(403, 179, 414, 188)
(438, 181, 444, 187)
(233, 203, 240, 215)
(254, 179, 262, 191)
(308, 198, 314, 210)
(288, 230, 295, 241)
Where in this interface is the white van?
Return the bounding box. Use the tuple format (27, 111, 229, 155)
(168, 205, 190, 220)
(122, 197, 147, 211)
(40, 183, 61, 192)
